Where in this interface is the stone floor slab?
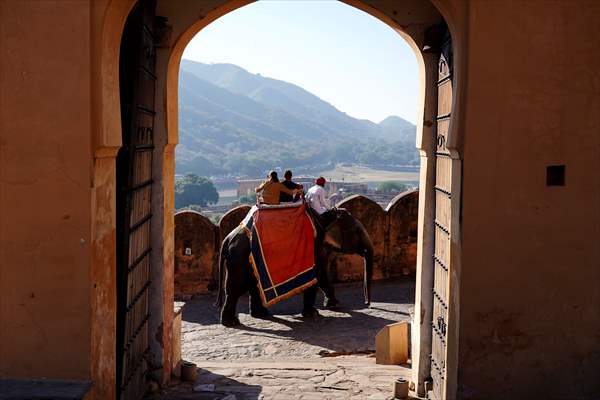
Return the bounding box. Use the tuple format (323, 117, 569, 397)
(151, 280, 415, 400)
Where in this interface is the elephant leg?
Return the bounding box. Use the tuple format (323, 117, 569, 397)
(301, 239, 326, 317)
(221, 293, 241, 327)
(220, 263, 245, 327)
(302, 285, 320, 317)
(237, 255, 269, 319)
(321, 284, 339, 309)
(248, 284, 269, 319)
(317, 249, 339, 309)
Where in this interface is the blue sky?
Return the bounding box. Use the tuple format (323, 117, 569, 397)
(182, 0, 419, 124)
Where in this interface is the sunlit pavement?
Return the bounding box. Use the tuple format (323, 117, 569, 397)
(154, 279, 415, 400)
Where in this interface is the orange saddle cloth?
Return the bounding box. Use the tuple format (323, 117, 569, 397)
(242, 203, 317, 307)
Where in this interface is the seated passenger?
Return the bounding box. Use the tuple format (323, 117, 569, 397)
(255, 171, 297, 205)
(306, 176, 330, 215)
(279, 169, 304, 203)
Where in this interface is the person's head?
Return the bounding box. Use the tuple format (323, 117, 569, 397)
(268, 170, 279, 182)
(316, 177, 326, 187)
(284, 170, 293, 181)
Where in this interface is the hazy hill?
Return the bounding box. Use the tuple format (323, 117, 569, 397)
(379, 116, 417, 143)
(177, 59, 418, 177)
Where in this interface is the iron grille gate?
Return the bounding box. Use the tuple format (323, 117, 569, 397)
(116, 1, 157, 399)
(429, 31, 453, 400)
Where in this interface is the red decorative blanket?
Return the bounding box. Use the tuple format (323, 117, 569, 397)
(242, 203, 317, 307)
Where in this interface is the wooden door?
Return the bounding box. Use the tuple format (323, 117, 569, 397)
(116, 1, 157, 399)
(430, 30, 453, 400)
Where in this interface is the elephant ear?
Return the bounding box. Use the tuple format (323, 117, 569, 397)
(324, 220, 344, 250)
(337, 210, 357, 229)
(334, 208, 349, 221)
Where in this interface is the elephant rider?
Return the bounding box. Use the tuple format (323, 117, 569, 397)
(255, 170, 298, 205)
(306, 176, 340, 309)
(279, 169, 303, 203)
(306, 176, 330, 214)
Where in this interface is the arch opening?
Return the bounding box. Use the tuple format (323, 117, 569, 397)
(109, 1, 460, 399)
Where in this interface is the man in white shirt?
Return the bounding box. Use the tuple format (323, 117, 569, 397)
(306, 177, 330, 214)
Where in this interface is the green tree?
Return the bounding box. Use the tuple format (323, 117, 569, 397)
(377, 181, 409, 194)
(175, 174, 219, 209)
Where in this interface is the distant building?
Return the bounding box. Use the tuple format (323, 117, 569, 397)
(236, 179, 264, 198)
(327, 181, 368, 196)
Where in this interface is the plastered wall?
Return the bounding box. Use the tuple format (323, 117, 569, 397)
(458, 1, 600, 398)
(0, 1, 93, 379)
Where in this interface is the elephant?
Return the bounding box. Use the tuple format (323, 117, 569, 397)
(215, 206, 374, 327)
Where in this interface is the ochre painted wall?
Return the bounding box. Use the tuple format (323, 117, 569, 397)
(0, 1, 93, 379)
(459, 1, 600, 399)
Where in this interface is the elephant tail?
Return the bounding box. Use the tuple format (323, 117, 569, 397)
(214, 237, 228, 308)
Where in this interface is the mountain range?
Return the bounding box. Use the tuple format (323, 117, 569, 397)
(177, 59, 418, 177)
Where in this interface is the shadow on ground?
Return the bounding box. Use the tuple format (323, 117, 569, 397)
(181, 279, 415, 356)
(148, 369, 262, 400)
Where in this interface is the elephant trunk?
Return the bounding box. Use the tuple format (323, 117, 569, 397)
(361, 228, 374, 306)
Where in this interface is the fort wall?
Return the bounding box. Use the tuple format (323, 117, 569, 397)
(0, 0, 96, 380)
(174, 192, 419, 297)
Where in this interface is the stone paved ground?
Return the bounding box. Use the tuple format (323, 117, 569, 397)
(152, 279, 415, 400)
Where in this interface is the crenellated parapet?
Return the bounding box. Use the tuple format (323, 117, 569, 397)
(219, 205, 252, 240)
(174, 193, 418, 297)
(331, 190, 419, 283)
(174, 210, 220, 297)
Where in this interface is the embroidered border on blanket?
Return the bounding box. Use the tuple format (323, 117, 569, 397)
(242, 204, 317, 307)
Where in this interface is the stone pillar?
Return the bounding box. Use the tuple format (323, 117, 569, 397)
(411, 50, 439, 396)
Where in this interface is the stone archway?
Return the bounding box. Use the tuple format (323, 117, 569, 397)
(97, 1, 466, 399)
